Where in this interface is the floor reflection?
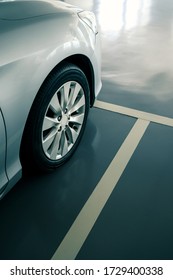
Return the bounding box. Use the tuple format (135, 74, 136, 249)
(64, 0, 173, 116)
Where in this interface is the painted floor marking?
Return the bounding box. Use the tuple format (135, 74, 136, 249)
(51, 119, 149, 260)
(94, 100, 173, 127)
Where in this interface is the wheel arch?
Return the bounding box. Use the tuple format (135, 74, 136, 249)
(40, 54, 95, 108)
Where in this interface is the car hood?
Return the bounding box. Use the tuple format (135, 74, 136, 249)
(0, 0, 82, 20)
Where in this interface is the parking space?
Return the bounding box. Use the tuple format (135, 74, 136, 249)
(1, 0, 173, 260)
(76, 109, 173, 260)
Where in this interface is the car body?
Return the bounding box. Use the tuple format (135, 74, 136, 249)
(0, 0, 101, 198)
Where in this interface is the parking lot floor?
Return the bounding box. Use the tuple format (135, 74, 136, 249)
(0, 107, 136, 259)
(0, 101, 173, 260)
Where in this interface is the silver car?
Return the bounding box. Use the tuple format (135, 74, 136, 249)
(0, 0, 101, 198)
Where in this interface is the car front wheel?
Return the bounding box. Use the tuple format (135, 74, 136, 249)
(20, 63, 90, 171)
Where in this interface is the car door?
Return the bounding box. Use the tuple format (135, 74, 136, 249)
(0, 109, 8, 194)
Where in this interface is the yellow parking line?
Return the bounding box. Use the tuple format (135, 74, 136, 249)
(94, 100, 173, 127)
(51, 119, 149, 260)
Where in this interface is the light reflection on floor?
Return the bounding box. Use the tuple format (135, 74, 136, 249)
(65, 0, 173, 107)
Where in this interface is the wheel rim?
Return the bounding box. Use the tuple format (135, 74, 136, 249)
(41, 81, 86, 160)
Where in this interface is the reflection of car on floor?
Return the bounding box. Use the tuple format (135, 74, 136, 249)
(0, 0, 102, 198)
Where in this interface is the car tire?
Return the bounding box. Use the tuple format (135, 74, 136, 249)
(20, 63, 90, 172)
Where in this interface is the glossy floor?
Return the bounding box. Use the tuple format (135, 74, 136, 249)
(0, 0, 173, 260)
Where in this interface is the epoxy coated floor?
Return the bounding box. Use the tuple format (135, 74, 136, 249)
(0, 0, 173, 260)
